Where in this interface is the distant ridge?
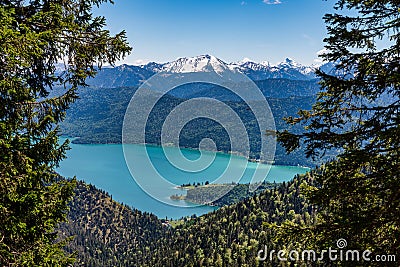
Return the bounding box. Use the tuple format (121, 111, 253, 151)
(85, 55, 336, 88)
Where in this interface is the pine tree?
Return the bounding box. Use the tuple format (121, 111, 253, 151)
(277, 0, 399, 264)
(0, 0, 131, 265)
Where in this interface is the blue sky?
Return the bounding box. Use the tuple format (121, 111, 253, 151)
(95, 0, 336, 66)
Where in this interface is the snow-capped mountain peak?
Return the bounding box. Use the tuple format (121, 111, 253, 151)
(140, 62, 164, 73)
(276, 57, 302, 69)
(260, 61, 271, 67)
(228, 58, 271, 73)
(137, 55, 334, 80)
(237, 57, 254, 65)
(161, 54, 230, 74)
(87, 55, 337, 88)
(273, 57, 318, 78)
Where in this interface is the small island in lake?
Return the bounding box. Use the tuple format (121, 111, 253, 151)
(171, 181, 279, 206)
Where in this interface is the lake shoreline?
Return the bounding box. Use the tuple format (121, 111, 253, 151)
(62, 136, 313, 169)
(58, 136, 310, 218)
(171, 181, 280, 207)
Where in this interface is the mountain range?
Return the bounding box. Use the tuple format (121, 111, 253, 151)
(85, 54, 335, 88)
(60, 54, 337, 167)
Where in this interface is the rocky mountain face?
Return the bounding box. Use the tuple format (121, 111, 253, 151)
(84, 55, 335, 88)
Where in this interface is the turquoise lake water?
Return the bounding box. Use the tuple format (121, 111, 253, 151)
(57, 139, 309, 219)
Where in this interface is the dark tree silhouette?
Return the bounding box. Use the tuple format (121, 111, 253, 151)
(0, 0, 131, 265)
(277, 0, 400, 264)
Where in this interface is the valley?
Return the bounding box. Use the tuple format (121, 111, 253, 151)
(60, 55, 330, 167)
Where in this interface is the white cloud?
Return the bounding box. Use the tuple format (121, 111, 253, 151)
(133, 59, 150, 66)
(241, 1, 247, 5)
(313, 58, 324, 64)
(313, 48, 329, 64)
(263, 0, 282, 4)
(317, 48, 329, 56)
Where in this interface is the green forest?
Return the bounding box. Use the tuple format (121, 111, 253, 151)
(1, 0, 399, 266)
(59, 85, 320, 166)
(171, 182, 279, 206)
(59, 175, 314, 266)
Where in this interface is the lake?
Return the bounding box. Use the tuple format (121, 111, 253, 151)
(57, 139, 309, 219)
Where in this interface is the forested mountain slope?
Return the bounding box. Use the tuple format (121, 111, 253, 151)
(60, 174, 315, 266)
(60, 80, 318, 166)
(147, 174, 315, 267)
(59, 182, 171, 266)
